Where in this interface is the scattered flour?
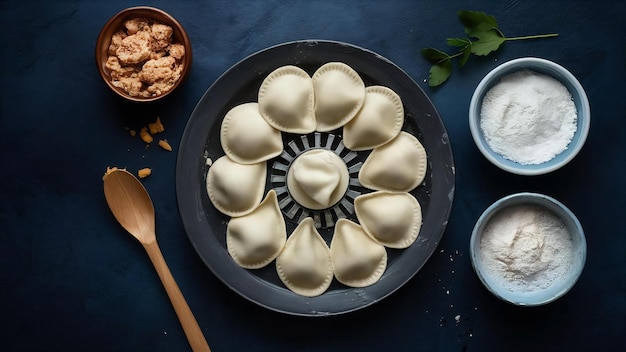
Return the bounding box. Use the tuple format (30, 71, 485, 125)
(480, 70, 577, 165)
(479, 204, 574, 292)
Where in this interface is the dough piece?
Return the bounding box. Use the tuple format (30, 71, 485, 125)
(258, 65, 316, 134)
(358, 131, 427, 192)
(286, 149, 349, 210)
(330, 219, 387, 287)
(227, 190, 286, 269)
(343, 85, 404, 151)
(276, 218, 333, 297)
(354, 191, 422, 249)
(220, 102, 283, 164)
(206, 155, 266, 217)
(312, 62, 365, 132)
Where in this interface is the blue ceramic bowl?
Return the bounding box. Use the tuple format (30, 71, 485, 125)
(469, 57, 590, 175)
(469, 193, 586, 306)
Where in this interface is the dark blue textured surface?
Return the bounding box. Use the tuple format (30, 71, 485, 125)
(1, 0, 625, 351)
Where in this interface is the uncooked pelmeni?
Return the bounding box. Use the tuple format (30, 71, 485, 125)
(343, 85, 404, 151)
(312, 62, 365, 132)
(220, 102, 283, 164)
(286, 149, 349, 210)
(276, 218, 333, 297)
(358, 131, 427, 192)
(258, 65, 316, 134)
(354, 191, 422, 249)
(206, 155, 266, 217)
(331, 219, 387, 287)
(226, 190, 286, 269)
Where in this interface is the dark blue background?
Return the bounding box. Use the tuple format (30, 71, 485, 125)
(1, 0, 624, 351)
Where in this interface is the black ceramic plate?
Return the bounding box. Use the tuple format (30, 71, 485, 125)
(176, 40, 455, 316)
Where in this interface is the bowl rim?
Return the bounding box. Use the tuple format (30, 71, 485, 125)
(469, 192, 587, 306)
(95, 6, 192, 103)
(469, 57, 590, 175)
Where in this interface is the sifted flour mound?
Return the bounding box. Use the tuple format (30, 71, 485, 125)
(480, 70, 577, 165)
(479, 204, 574, 292)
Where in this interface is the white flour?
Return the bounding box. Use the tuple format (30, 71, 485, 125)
(479, 204, 574, 292)
(480, 70, 577, 165)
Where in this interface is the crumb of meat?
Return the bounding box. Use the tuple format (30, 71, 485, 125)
(150, 23, 173, 52)
(124, 18, 150, 35)
(106, 17, 186, 98)
(108, 30, 127, 55)
(116, 30, 152, 65)
(105, 56, 135, 79)
(112, 76, 144, 97)
(168, 43, 185, 60)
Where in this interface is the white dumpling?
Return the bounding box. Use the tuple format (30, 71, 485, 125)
(312, 62, 365, 132)
(220, 102, 283, 164)
(258, 65, 316, 134)
(343, 86, 404, 151)
(330, 219, 387, 288)
(275, 218, 333, 297)
(358, 131, 427, 192)
(206, 155, 266, 217)
(227, 190, 286, 269)
(354, 191, 422, 249)
(286, 149, 349, 210)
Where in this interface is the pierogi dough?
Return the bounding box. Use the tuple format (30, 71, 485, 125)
(276, 218, 333, 297)
(312, 62, 365, 132)
(258, 65, 316, 134)
(206, 156, 266, 217)
(359, 131, 427, 192)
(286, 149, 349, 210)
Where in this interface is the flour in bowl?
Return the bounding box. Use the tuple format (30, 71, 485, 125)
(480, 70, 577, 165)
(479, 204, 574, 292)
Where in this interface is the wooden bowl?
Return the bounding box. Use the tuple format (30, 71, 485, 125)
(95, 6, 192, 103)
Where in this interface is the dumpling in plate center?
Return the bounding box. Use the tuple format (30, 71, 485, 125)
(286, 149, 349, 210)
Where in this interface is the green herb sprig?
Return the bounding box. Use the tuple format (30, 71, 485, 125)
(421, 10, 558, 87)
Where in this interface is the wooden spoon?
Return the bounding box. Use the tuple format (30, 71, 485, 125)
(103, 169, 210, 352)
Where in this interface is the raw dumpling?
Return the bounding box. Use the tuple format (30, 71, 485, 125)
(206, 155, 266, 217)
(258, 65, 316, 134)
(358, 131, 427, 192)
(220, 102, 283, 164)
(286, 149, 349, 210)
(227, 190, 286, 269)
(343, 86, 404, 151)
(354, 191, 422, 249)
(276, 218, 333, 297)
(330, 219, 387, 288)
(312, 62, 365, 132)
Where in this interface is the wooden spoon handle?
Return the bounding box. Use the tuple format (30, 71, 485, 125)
(143, 241, 211, 352)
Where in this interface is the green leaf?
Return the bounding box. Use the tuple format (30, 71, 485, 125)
(458, 10, 499, 39)
(446, 37, 472, 47)
(459, 45, 472, 67)
(421, 47, 450, 64)
(470, 30, 506, 55)
(428, 59, 452, 87)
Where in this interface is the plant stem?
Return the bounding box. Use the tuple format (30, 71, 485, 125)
(506, 33, 559, 41)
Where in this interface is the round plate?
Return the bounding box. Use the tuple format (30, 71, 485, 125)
(176, 40, 455, 316)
